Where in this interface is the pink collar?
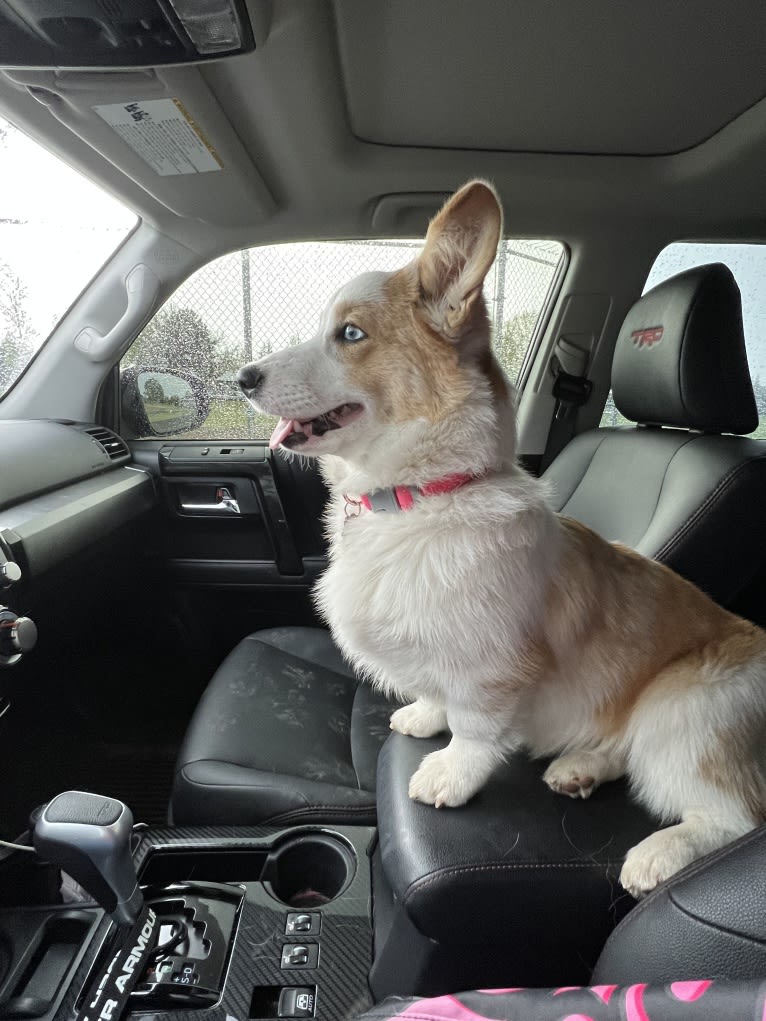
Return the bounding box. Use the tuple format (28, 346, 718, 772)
(344, 472, 480, 518)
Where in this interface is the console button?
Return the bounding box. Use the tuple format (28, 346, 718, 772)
(283, 946, 309, 966)
(280, 944, 319, 969)
(285, 912, 320, 935)
(278, 986, 316, 1017)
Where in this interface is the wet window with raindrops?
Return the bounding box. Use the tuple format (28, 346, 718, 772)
(120, 239, 565, 440)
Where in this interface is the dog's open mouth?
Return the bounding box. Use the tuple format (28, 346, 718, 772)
(269, 402, 364, 450)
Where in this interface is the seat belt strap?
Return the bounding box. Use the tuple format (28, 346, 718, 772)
(539, 343, 593, 473)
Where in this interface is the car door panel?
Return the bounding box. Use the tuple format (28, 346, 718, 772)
(131, 440, 328, 592)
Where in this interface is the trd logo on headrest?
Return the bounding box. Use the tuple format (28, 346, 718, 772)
(630, 326, 664, 349)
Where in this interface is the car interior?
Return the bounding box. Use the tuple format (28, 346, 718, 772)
(1, 2, 766, 1020)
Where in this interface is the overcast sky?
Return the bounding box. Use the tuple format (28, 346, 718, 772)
(0, 117, 135, 338)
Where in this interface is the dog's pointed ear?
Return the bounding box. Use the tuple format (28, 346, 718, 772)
(418, 180, 502, 338)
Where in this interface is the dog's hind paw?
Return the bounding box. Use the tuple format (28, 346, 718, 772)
(390, 700, 448, 738)
(543, 749, 623, 800)
(543, 757, 597, 799)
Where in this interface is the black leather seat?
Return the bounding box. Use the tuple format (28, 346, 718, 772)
(544, 263, 766, 608)
(171, 627, 395, 825)
(172, 263, 766, 826)
(354, 825, 766, 1020)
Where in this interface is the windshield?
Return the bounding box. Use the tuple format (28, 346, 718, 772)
(0, 116, 137, 398)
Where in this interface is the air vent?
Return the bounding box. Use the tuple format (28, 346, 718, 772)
(83, 426, 130, 462)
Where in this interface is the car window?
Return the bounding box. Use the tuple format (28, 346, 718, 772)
(121, 238, 565, 440)
(0, 117, 137, 399)
(601, 243, 766, 434)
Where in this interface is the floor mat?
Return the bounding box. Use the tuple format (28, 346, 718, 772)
(0, 739, 175, 838)
(64, 743, 176, 826)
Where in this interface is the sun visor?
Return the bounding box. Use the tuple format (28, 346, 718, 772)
(1, 64, 275, 226)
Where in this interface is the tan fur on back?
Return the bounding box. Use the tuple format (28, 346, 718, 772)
(544, 519, 761, 738)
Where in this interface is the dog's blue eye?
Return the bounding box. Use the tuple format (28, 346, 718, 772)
(340, 324, 367, 343)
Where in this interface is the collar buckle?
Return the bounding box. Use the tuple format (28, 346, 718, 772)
(343, 472, 481, 521)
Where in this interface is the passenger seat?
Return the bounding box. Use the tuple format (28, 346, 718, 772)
(545, 262, 766, 608)
(171, 263, 766, 826)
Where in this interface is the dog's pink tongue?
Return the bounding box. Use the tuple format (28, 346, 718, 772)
(269, 417, 297, 450)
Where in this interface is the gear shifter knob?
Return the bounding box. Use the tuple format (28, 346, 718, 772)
(33, 791, 143, 926)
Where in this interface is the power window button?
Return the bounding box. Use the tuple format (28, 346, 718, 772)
(278, 986, 316, 1017)
(281, 944, 319, 969)
(285, 912, 320, 935)
(284, 946, 309, 966)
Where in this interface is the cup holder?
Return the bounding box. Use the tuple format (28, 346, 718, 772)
(263, 834, 356, 908)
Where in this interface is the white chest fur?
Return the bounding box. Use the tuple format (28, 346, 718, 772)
(313, 479, 559, 706)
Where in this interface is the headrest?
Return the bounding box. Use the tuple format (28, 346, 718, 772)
(612, 263, 757, 434)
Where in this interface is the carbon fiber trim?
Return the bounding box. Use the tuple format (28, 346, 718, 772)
(55, 825, 375, 1021)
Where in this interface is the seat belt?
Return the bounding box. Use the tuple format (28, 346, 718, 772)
(539, 336, 593, 473)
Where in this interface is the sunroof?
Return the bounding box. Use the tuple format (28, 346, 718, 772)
(333, 0, 766, 156)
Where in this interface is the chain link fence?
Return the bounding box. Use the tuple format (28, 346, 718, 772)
(126, 238, 564, 439)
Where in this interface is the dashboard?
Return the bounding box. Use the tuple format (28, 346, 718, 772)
(0, 419, 154, 665)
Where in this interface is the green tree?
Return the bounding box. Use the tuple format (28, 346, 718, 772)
(214, 340, 248, 378)
(0, 262, 37, 393)
(129, 304, 219, 380)
(494, 309, 539, 381)
(143, 377, 165, 403)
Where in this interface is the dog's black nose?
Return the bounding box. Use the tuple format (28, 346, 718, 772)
(237, 364, 264, 393)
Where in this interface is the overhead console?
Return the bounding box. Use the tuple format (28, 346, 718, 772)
(0, 0, 257, 67)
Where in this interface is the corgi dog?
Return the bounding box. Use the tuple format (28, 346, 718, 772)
(238, 180, 766, 897)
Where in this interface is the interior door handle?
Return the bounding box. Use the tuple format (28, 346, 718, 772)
(181, 487, 241, 515)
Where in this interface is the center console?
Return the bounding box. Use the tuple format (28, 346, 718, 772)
(0, 734, 656, 1020)
(369, 733, 658, 997)
(0, 821, 375, 1021)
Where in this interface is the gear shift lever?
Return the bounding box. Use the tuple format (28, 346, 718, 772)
(33, 790, 143, 926)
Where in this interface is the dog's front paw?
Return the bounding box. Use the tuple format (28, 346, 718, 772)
(390, 701, 448, 738)
(620, 829, 694, 898)
(408, 746, 489, 808)
(409, 748, 470, 807)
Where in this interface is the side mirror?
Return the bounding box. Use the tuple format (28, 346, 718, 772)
(120, 366, 210, 437)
